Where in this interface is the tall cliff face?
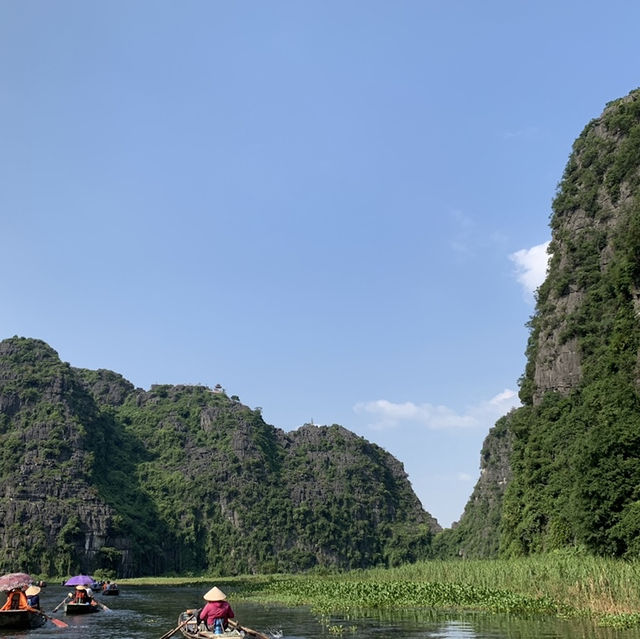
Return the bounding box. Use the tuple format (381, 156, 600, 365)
(434, 412, 514, 558)
(438, 87, 640, 558)
(0, 338, 126, 575)
(0, 336, 440, 576)
(522, 89, 640, 406)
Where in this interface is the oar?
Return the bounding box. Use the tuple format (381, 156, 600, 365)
(52, 596, 70, 612)
(94, 599, 112, 612)
(159, 614, 195, 639)
(27, 606, 69, 628)
(229, 619, 271, 639)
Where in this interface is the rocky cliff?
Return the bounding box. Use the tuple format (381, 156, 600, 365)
(0, 336, 440, 576)
(438, 87, 640, 558)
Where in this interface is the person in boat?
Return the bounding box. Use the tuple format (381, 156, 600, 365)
(197, 586, 234, 633)
(70, 585, 93, 604)
(0, 588, 28, 610)
(25, 585, 41, 609)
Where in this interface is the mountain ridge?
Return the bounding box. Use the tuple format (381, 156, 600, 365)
(0, 335, 440, 576)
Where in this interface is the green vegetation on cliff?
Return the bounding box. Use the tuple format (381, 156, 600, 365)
(437, 88, 640, 560)
(0, 336, 439, 577)
(502, 90, 640, 558)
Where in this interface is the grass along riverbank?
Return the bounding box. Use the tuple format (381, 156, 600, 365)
(120, 554, 640, 629)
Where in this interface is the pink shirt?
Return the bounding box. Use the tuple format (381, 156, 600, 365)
(200, 600, 234, 627)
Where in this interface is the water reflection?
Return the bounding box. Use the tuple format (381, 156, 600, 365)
(2, 584, 639, 639)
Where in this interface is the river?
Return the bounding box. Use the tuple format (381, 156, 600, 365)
(4, 584, 640, 639)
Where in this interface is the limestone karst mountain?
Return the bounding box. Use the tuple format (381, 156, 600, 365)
(436, 87, 640, 558)
(0, 336, 440, 576)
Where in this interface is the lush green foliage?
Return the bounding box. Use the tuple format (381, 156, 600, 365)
(433, 90, 640, 562)
(499, 89, 640, 558)
(434, 413, 512, 559)
(0, 337, 436, 576)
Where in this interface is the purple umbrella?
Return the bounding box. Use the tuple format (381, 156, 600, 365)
(64, 574, 94, 586)
(0, 572, 32, 592)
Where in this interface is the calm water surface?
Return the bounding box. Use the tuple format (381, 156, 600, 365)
(2, 584, 640, 639)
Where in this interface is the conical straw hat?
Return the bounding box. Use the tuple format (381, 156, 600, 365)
(25, 585, 41, 596)
(203, 586, 227, 601)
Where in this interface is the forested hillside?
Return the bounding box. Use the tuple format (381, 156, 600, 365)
(0, 336, 440, 576)
(437, 87, 640, 559)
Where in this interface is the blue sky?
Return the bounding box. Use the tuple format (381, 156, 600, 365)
(2, 1, 639, 528)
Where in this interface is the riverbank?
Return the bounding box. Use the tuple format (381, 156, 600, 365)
(119, 553, 640, 629)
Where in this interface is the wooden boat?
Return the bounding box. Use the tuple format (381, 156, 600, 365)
(0, 608, 47, 629)
(177, 611, 245, 639)
(102, 585, 120, 596)
(176, 612, 270, 639)
(65, 601, 101, 615)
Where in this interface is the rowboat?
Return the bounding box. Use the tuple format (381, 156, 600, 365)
(65, 601, 101, 614)
(102, 585, 120, 596)
(177, 611, 245, 639)
(176, 612, 271, 639)
(0, 608, 47, 629)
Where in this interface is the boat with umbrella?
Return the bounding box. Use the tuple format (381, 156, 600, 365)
(60, 575, 105, 614)
(0, 572, 47, 629)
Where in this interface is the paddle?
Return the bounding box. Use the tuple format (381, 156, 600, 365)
(27, 605, 69, 628)
(52, 596, 70, 612)
(94, 599, 112, 612)
(229, 619, 271, 639)
(158, 614, 195, 639)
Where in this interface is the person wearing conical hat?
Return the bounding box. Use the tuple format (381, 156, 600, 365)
(198, 586, 234, 633)
(71, 585, 93, 604)
(25, 585, 41, 610)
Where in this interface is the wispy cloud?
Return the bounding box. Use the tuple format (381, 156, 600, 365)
(449, 210, 476, 257)
(501, 125, 540, 140)
(509, 241, 550, 301)
(353, 389, 520, 431)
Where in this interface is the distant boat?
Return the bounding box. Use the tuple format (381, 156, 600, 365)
(101, 584, 120, 596)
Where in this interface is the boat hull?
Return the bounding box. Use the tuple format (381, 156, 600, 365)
(0, 609, 47, 629)
(65, 602, 100, 614)
(102, 588, 119, 596)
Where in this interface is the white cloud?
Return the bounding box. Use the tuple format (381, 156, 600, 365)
(353, 389, 520, 431)
(509, 241, 551, 301)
